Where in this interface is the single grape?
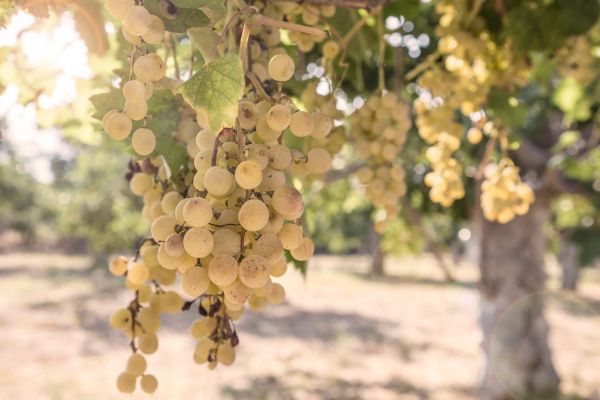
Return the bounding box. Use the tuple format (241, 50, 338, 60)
(131, 128, 156, 156)
(238, 254, 270, 289)
(128, 262, 149, 285)
(109, 256, 129, 276)
(183, 197, 213, 227)
(116, 371, 137, 393)
(238, 199, 270, 232)
(181, 267, 210, 297)
(140, 374, 158, 394)
(289, 111, 314, 137)
(105, 112, 132, 140)
(126, 353, 147, 376)
(266, 104, 291, 131)
(208, 254, 238, 287)
(122, 5, 152, 36)
(268, 54, 295, 81)
(183, 227, 214, 258)
(138, 332, 159, 354)
(235, 160, 263, 190)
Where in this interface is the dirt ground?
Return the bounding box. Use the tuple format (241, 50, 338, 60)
(0, 252, 598, 400)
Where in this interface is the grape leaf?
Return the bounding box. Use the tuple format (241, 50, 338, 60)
(90, 89, 124, 120)
(177, 53, 244, 131)
(143, 0, 210, 33)
(187, 27, 220, 62)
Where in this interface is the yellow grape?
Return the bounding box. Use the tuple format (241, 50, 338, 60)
(204, 166, 234, 197)
(277, 223, 303, 250)
(238, 255, 270, 289)
(141, 15, 165, 45)
(128, 262, 149, 285)
(116, 371, 137, 393)
(238, 199, 270, 232)
(138, 332, 158, 354)
(268, 54, 295, 81)
(140, 374, 158, 394)
(126, 353, 147, 376)
(266, 104, 291, 131)
(122, 6, 152, 36)
(272, 185, 304, 219)
(289, 111, 314, 137)
(183, 197, 213, 227)
(208, 254, 239, 287)
(105, 112, 132, 140)
(235, 160, 263, 189)
(290, 237, 314, 261)
(267, 282, 286, 304)
(181, 267, 210, 297)
(131, 128, 156, 156)
(150, 215, 176, 242)
(183, 227, 214, 258)
(109, 255, 129, 276)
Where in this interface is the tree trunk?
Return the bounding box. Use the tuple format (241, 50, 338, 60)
(558, 236, 580, 291)
(368, 223, 385, 276)
(478, 194, 560, 400)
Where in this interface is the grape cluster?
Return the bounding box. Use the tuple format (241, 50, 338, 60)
(104, 0, 167, 156)
(481, 159, 535, 223)
(278, 2, 335, 52)
(103, 0, 338, 389)
(350, 93, 410, 218)
(415, 0, 529, 209)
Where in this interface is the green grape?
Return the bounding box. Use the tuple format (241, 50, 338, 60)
(123, 80, 146, 101)
(160, 290, 183, 313)
(109, 308, 132, 330)
(141, 15, 165, 45)
(310, 111, 333, 138)
(212, 228, 241, 256)
(208, 254, 238, 287)
(253, 233, 284, 264)
(204, 166, 234, 197)
(183, 197, 213, 227)
(267, 282, 286, 305)
(150, 215, 176, 242)
(181, 267, 210, 297)
(126, 353, 147, 376)
(238, 101, 259, 129)
(269, 257, 287, 277)
(266, 104, 291, 131)
(289, 111, 314, 137)
(116, 371, 137, 393)
(122, 6, 152, 36)
(107, 0, 135, 19)
(138, 332, 159, 354)
(131, 128, 156, 155)
(238, 255, 270, 289)
(306, 148, 332, 174)
(235, 160, 263, 189)
(267, 144, 292, 170)
(217, 343, 236, 365)
(128, 262, 149, 285)
(137, 307, 161, 333)
(277, 223, 303, 250)
(272, 185, 304, 219)
(223, 279, 253, 304)
(268, 54, 295, 81)
(140, 374, 158, 394)
(183, 227, 214, 258)
(238, 199, 270, 232)
(109, 256, 129, 276)
(290, 237, 314, 261)
(161, 191, 182, 215)
(105, 112, 132, 140)
(191, 317, 217, 339)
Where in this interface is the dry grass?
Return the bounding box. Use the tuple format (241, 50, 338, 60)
(0, 252, 598, 400)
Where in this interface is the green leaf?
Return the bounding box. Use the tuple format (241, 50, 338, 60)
(486, 88, 526, 128)
(553, 130, 581, 152)
(284, 250, 307, 277)
(89, 89, 123, 120)
(552, 77, 591, 121)
(144, 0, 210, 33)
(187, 27, 220, 62)
(177, 53, 244, 131)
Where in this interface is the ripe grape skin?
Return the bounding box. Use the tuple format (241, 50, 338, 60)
(238, 254, 270, 289)
(131, 128, 156, 156)
(183, 227, 214, 258)
(238, 199, 270, 232)
(183, 197, 213, 227)
(268, 54, 295, 81)
(235, 160, 263, 190)
(208, 254, 239, 287)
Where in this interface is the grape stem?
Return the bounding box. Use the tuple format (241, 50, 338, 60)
(250, 15, 329, 39)
(376, 8, 385, 92)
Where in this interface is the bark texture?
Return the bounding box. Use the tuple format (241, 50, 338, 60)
(558, 237, 580, 291)
(478, 194, 560, 400)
